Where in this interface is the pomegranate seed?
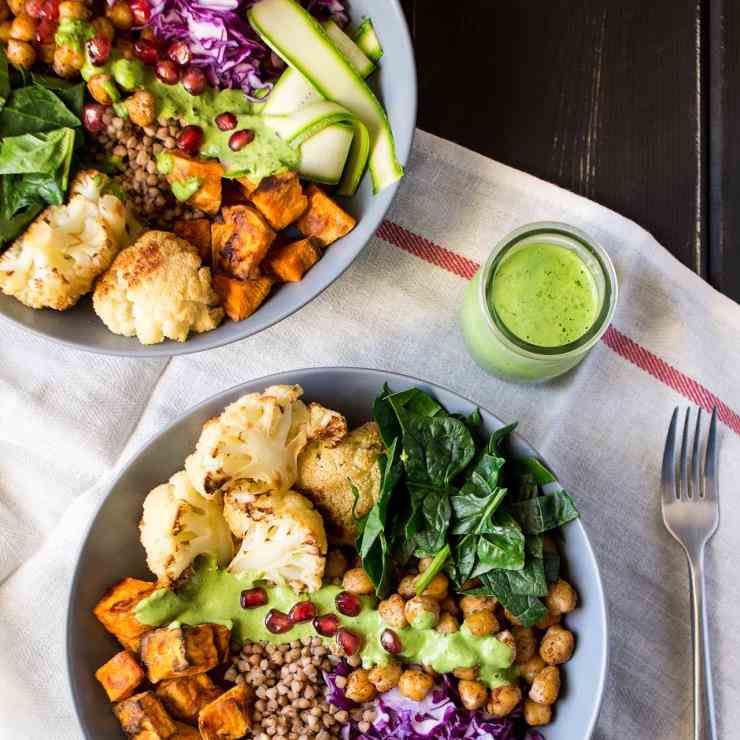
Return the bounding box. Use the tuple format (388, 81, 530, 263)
(130, 0, 150, 25)
(264, 608, 293, 634)
(380, 629, 402, 655)
(313, 613, 340, 637)
(155, 59, 179, 85)
(240, 587, 267, 609)
(215, 111, 237, 131)
(39, 0, 58, 20)
(82, 103, 106, 134)
(336, 627, 363, 656)
(181, 66, 206, 96)
(289, 600, 317, 623)
(25, 0, 43, 18)
(177, 125, 203, 155)
(167, 40, 191, 66)
(35, 18, 56, 44)
(335, 591, 362, 617)
(228, 129, 255, 152)
(133, 38, 159, 66)
(86, 36, 111, 66)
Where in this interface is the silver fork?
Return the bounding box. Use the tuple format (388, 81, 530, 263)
(661, 407, 719, 740)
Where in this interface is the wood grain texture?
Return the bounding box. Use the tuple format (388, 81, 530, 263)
(405, 1, 715, 291)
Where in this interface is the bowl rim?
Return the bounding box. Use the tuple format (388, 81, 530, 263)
(0, 0, 418, 359)
(66, 366, 609, 739)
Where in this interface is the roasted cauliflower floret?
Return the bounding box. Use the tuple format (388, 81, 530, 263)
(297, 422, 383, 544)
(226, 488, 327, 592)
(0, 170, 137, 310)
(139, 471, 234, 583)
(93, 230, 223, 344)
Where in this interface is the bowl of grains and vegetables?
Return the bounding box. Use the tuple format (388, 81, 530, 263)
(67, 368, 608, 740)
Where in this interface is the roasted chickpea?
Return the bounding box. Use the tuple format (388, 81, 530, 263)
(0, 0, 10, 22)
(398, 669, 434, 701)
(124, 89, 156, 126)
(9, 14, 36, 41)
(452, 666, 477, 681)
(345, 669, 377, 703)
(106, 0, 133, 30)
(92, 16, 115, 41)
(378, 593, 408, 630)
(325, 548, 349, 581)
(458, 680, 488, 710)
(486, 684, 522, 718)
(519, 655, 547, 684)
(367, 662, 402, 693)
(58, 0, 89, 19)
(502, 608, 523, 626)
(436, 612, 459, 634)
(0, 19, 12, 41)
(342, 567, 374, 596)
(398, 574, 417, 599)
(138, 26, 156, 42)
(534, 609, 561, 630)
(115, 37, 134, 60)
(38, 43, 55, 64)
(6, 38, 36, 67)
(7, 0, 23, 16)
(529, 665, 560, 705)
(544, 579, 578, 616)
(440, 595, 459, 616)
(462, 609, 499, 637)
(512, 626, 537, 664)
(53, 44, 85, 77)
(417, 556, 434, 572)
(539, 625, 575, 665)
(524, 699, 552, 726)
(404, 596, 440, 630)
(460, 595, 497, 618)
(88, 74, 115, 105)
(459, 578, 481, 591)
(418, 572, 449, 601)
(495, 629, 516, 661)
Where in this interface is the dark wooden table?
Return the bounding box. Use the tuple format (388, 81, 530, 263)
(402, 0, 738, 302)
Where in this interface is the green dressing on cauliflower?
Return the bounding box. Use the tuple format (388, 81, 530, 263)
(135, 556, 516, 688)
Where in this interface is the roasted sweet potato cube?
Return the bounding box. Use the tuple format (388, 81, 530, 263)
(173, 219, 212, 263)
(93, 578, 156, 652)
(248, 171, 308, 230)
(212, 274, 273, 321)
(156, 674, 223, 723)
(140, 625, 219, 683)
(211, 205, 275, 279)
(96, 650, 146, 702)
(198, 685, 252, 740)
(265, 237, 322, 282)
(296, 183, 356, 246)
(170, 723, 200, 739)
(212, 624, 231, 664)
(237, 176, 260, 198)
(114, 691, 177, 738)
(166, 152, 224, 215)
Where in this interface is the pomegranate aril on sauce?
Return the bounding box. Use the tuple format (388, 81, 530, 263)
(313, 613, 340, 637)
(86, 36, 111, 65)
(336, 627, 363, 656)
(228, 129, 255, 152)
(182, 66, 206, 96)
(264, 609, 293, 634)
(289, 600, 317, 623)
(25, 0, 44, 18)
(380, 628, 402, 655)
(134, 39, 159, 66)
(240, 587, 267, 609)
(130, 0, 151, 25)
(335, 591, 362, 617)
(167, 40, 191, 66)
(155, 59, 180, 85)
(215, 111, 237, 131)
(177, 125, 203, 154)
(35, 18, 56, 44)
(82, 103, 106, 133)
(39, 0, 58, 20)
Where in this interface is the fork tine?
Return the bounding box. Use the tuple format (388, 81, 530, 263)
(690, 408, 702, 498)
(679, 408, 691, 500)
(661, 407, 679, 504)
(703, 407, 718, 501)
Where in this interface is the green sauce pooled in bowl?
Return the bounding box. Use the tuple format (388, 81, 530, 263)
(135, 557, 515, 688)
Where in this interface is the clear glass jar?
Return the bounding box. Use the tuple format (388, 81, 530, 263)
(459, 222, 618, 383)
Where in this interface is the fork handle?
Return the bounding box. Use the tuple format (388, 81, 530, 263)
(688, 550, 717, 740)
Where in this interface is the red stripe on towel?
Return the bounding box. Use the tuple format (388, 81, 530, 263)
(377, 219, 740, 434)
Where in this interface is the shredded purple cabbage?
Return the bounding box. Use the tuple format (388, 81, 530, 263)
(145, 0, 347, 99)
(327, 669, 544, 740)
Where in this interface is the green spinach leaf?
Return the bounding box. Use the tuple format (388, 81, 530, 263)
(543, 549, 560, 584)
(0, 87, 80, 136)
(508, 490, 579, 534)
(0, 128, 76, 175)
(510, 457, 557, 485)
(0, 203, 42, 247)
(32, 74, 85, 116)
(0, 46, 9, 109)
(476, 571, 548, 627)
(473, 516, 525, 571)
(413, 487, 451, 556)
(506, 554, 548, 597)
